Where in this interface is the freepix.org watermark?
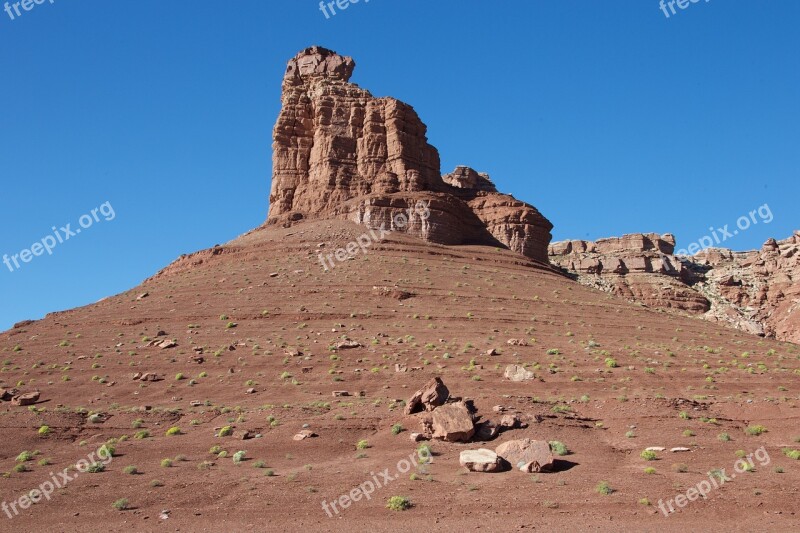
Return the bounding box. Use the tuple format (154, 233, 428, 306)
(675, 203, 773, 256)
(2, 201, 116, 273)
(321, 447, 430, 517)
(659, 0, 710, 19)
(2, 445, 113, 520)
(319, 0, 370, 20)
(657, 446, 770, 517)
(318, 200, 430, 272)
(3, 0, 56, 21)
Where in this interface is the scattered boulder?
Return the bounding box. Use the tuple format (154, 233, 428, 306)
(336, 339, 362, 350)
(460, 449, 503, 473)
(671, 447, 691, 453)
(395, 364, 408, 373)
(499, 413, 526, 430)
(645, 446, 666, 452)
(507, 338, 528, 346)
(404, 377, 450, 415)
(409, 432, 428, 442)
(332, 391, 350, 397)
(495, 439, 554, 473)
(11, 391, 40, 406)
(431, 401, 475, 442)
(293, 429, 317, 441)
(486, 348, 499, 356)
(135, 373, 164, 382)
(234, 429, 256, 440)
(0, 388, 18, 401)
(504, 364, 535, 382)
(373, 286, 414, 300)
(474, 420, 499, 441)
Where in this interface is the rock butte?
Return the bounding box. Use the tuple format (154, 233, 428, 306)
(267, 46, 554, 263)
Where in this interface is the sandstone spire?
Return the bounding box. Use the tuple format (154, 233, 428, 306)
(268, 46, 553, 262)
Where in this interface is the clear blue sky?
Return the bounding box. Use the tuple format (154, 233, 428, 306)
(1, 0, 798, 330)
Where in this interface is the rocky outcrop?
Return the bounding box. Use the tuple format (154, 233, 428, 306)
(549, 233, 711, 314)
(549, 231, 800, 343)
(267, 46, 553, 262)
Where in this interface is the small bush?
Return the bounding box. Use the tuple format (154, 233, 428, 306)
(38, 425, 51, 436)
(718, 433, 731, 442)
(86, 463, 105, 473)
(386, 496, 412, 511)
(160, 459, 173, 468)
(782, 449, 800, 460)
(112, 498, 129, 511)
(640, 450, 657, 461)
(165, 427, 181, 436)
(549, 441, 569, 456)
(134, 430, 150, 440)
(595, 481, 613, 495)
(391, 424, 404, 435)
(123, 465, 138, 475)
(745, 425, 767, 436)
(356, 439, 369, 450)
(644, 467, 656, 474)
(233, 450, 246, 464)
(218, 426, 233, 437)
(16, 451, 34, 463)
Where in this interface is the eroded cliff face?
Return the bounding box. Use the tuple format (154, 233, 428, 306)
(267, 46, 553, 262)
(549, 231, 800, 343)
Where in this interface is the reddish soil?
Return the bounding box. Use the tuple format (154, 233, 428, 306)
(1, 220, 798, 532)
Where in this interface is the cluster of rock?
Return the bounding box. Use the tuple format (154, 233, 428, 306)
(402, 378, 555, 473)
(549, 231, 800, 343)
(266, 46, 553, 262)
(404, 378, 527, 441)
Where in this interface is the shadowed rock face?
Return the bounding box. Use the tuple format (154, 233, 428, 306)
(267, 46, 553, 262)
(549, 231, 800, 343)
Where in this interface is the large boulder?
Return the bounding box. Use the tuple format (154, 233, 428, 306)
(431, 401, 475, 442)
(459, 449, 504, 472)
(404, 377, 450, 415)
(495, 439, 554, 473)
